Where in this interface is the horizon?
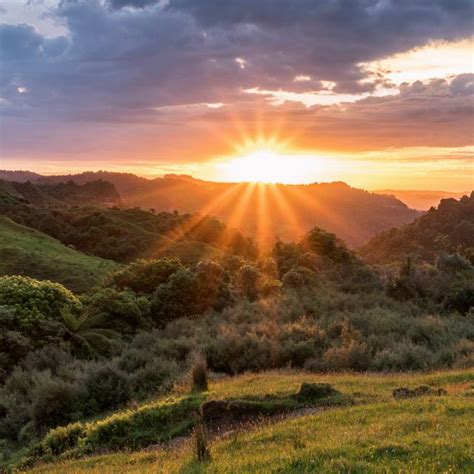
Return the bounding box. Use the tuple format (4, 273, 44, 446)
(1, 1, 473, 191)
(1, 166, 472, 194)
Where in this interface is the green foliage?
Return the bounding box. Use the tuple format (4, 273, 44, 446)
(107, 258, 184, 294)
(300, 227, 355, 264)
(0, 275, 80, 326)
(81, 288, 151, 334)
(1, 198, 256, 263)
(151, 260, 231, 324)
(362, 192, 474, 264)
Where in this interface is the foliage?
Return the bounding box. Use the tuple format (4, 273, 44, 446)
(361, 192, 474, 264)
(0, 275, 80, 326)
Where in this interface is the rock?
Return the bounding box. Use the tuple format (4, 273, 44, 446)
(200, 400, 230, 424)
(200, 399, 287, 426)
(392, 385, 447, 399)
(295, 383, 337, 401)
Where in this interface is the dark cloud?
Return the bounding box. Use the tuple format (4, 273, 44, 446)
(108, 0, 160, 8)
(0, 0, 473, 162)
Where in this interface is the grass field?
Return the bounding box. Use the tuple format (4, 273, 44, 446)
(0, 216, 118, 293)
(23, 369, 474, 473)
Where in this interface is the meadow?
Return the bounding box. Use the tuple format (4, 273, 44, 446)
(24, 369, 474, 473)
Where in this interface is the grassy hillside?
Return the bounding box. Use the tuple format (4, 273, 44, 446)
(0, 216, 118, 292)
(22, 369, 473, 473)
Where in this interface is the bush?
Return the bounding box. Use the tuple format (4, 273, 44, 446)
(108, 258, 184, 294)
(31, 378, 81, 434)
(82, 288, 151, 334)
(0, 276, 81, 326)
(81, 363, 131, 414)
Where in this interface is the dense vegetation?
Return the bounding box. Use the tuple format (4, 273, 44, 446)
(362, 192, 474, 263)
(0, 192, 256, 263)
(0, 178, 472, 470)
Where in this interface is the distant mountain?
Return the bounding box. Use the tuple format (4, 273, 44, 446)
(0, 178, 122, 208)
(0, 216, 118, 292)
(375, 189, 468, 211)
(361, 192, 474, 264)
(0, 171, 422, 247)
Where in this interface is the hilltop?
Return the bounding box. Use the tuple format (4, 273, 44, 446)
(0, 171, 422, 247)
(0, 216, 118, 293)
(0, 179, 121, 208)
(362, 192, 474, 264)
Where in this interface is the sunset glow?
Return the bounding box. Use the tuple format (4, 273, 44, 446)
(0, 1, 472, 192)
(217, 150, 328, 184)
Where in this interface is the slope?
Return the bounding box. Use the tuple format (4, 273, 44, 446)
(20, 369, 474, 473)
(361, 192, 474, 263)
(0, 216, 118, 293)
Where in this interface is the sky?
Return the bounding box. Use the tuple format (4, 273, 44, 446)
(0, 0, 473, 190)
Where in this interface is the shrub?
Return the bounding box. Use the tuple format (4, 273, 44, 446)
(81, 363, 131, 414)
(31, 378, 81, 434)
(236, 265, 262, 301)
(82, 288, 151, 334)
(107, 258, 184, 294)
(0, 276, 81, 326)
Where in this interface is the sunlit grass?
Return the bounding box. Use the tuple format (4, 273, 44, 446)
(25, 369, 474, 473)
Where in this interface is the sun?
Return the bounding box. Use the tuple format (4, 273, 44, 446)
(217, 148, 325, 184)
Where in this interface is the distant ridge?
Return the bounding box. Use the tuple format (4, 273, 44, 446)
(375, 189, 469, 211)
(0, 170, 422, 247)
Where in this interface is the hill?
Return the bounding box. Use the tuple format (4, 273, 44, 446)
(0, 181, 256, 263)
(0, 216, 118, 292)
(361, 192, 474, 264)
(0, 179, 121, 208)
(16, 369, 474, 473)
(375, 189, 468, 211)
(7, 171, 422, 247)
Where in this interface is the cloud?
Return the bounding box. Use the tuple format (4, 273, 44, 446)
(108, 0, 161, 8)
(0, 0, 473, 164)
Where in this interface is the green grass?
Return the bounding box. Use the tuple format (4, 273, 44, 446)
(21, 369, 474, 473)
(0, 216, 118, 293)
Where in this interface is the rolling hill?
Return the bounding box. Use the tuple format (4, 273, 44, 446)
(0, 216, 118, 292)
(0, 171, 422, 248)
(361, 192, 474, 263)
